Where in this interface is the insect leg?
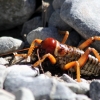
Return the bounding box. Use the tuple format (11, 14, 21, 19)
(32, 53, 56, 67)
(14, 39, 42, 58)
(63, 61, 80, 82)
(27, 39, 42, 56)
(13, 52, 27, 58)
(61, 31, 69, 44)
(58, 30, 69, 44)
(78, 36, 100, 50)
(63, 47, 100, 82)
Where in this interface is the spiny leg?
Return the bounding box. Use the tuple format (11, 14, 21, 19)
(14, 39, 42, 58)
(32, 53, 56, 68)
(63, 47, 100, 82)
(58, 30, 69, 44)
(61, 31, 69, 44)
(63, 61, 80, 82)
(27, 39, 42, 56)
(78, 36, 100, 50)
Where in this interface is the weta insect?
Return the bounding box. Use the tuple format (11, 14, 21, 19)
(14, 31, 100, 82)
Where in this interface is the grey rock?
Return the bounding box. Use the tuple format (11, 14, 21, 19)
(14, 88, 35, 100)
(0, 0, 36, 31)
(21, 16, 42, 41)
(65, 83, 83, 94)
(0, 88, 15, 100)
(27, 27, 62, 44)
(36, 73, 50, 79)
(4, 73, 77, 100)
(76, 80, 90, 94)
(0, 65, 7, 88)
(6, 65, 39, 78)
(0, 37, 24, 54)
(27, 27, 81, 46)
(0, 58, 9, 65)
(90, 80, 100, 100)
(61, 74, 77, 83)
(76, 94, 91, 100)
(61, 74, 90, 94)
(48, 9, 72, 31)
(68, 30, 81, 46)
(60, 0, 100, 51)
(52, 0, 65, 10)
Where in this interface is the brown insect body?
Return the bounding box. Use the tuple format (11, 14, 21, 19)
(11, 33, 100, 82)
(12, 35, 100, 82)
(35, 38, 100, 76)
(55, 43, 100, 76)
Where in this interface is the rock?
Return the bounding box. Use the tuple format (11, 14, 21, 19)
(0, 37, 24, 54)
(52, 0, 65, 10)
(4, 73, 77, 100)
(0, 65, 7, 88)
(0, 58, 9, 65)
(36, 73, 50, 79)
(14, 88, 35, 100)
(76, 80, 90, 94)
(4, 72, 91, 100)
(0, 0, 36, 31)
(76, 94, 91, 100)
(68, 30, 81, 46)
(27, 27, 62, 44)
(6, 65, 39, 78)
(27, 27, 81, 46)
(60, 0, 100, 51)
(90, 80, 100, 100)
(61, 74, 90, 94)
(61, 74, 77, 83)
(0, 88, 15, 100)
(21, 16, 42, 41)
(48, 9, 72, 31)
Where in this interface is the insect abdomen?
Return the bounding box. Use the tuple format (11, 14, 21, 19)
(56, 46, 100, 76)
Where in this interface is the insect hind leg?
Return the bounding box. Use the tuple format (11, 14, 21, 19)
(58, 30, 69, 44)
(63, 47, 100, 82)
(78, 36, 100, 50)
(14, 39, 42, 58)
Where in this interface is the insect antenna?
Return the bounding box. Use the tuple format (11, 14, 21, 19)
(37, 49, 44, 73)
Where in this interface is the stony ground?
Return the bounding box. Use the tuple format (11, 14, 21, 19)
(0, 0, 100, 100)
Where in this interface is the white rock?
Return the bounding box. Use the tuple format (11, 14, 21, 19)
(0, 88, 15, 100)
(0, 65, 8, 88)
(0, 37, 24, 54)
(6, 65, 39, 77)
(0, 57, 9, 65)
(61, 74, 90, 94)
(14, 88, 35, 100)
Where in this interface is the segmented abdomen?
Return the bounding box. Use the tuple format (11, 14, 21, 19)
(56, 46, 100, 76)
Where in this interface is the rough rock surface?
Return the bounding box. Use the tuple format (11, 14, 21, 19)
(60, 0, 100, 51)
(0, 0, 36, 31)
(0, 37, 24, 54)
(52, 0, 65, 10)
(27, 27, 81, 46)
(90, 80, 100, 100)
(21, 16, 42, 40)
(48, 9, 71, 31)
